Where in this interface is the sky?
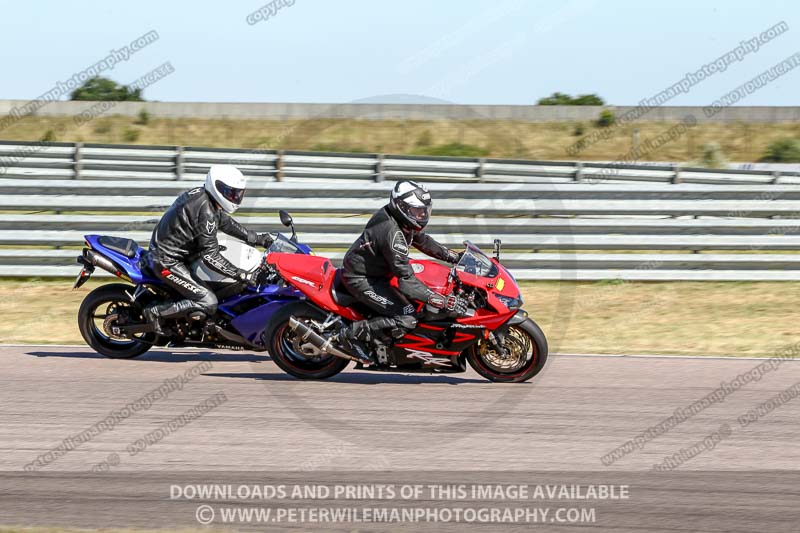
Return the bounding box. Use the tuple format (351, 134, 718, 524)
(0, 0, 798, 105)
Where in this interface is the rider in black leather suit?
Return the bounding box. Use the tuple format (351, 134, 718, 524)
(143, 165, 272, 334)
(337, 180, 467, 363)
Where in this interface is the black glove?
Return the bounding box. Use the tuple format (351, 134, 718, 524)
(445, 294, 470, 316)
(446, 250, 462, 264)
(255, 233, 274, 248)
(240, 265, 269, 287)
(427, 292, 470, 316)
(427, 292, 447, 309)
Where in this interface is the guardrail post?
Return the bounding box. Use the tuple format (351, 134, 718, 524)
(772, 171, 781, 184)
(73, 142, 83, 179)
(475, 158, 486, 182)
(574, 161, 583, 182)
(275, 150, 284, 182)
(671, 164, 682, 184)
(174, 146, 184, 180)
(374, 153, 385, 182)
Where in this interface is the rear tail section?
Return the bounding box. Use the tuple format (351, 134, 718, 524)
(267, 252, 361, 320)
(75, 235, 156, 287)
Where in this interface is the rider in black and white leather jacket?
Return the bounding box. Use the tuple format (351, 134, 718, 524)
(143, 165, 273, 333)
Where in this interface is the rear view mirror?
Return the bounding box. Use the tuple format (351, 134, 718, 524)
(279, 210, 298, 242)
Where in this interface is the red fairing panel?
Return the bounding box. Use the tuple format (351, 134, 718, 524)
(388, 258, 521, 327)
(266, 252, 362, 320)
(409, 259, 451, 292)
(388, 259, 452, 296)
(456, 260, 521, 328)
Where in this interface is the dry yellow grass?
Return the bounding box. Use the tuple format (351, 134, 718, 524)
(522, 281, 800, 356)
(1, 279, 797, 357)
(4, 115, 800, 161)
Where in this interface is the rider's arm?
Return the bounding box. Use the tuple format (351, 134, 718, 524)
(197, 207, 246, 280)
(380, 229, 434, 303)
(219, 211, 258, 245)
(220, 212, 274, 248)
(412, 231, 459, 264)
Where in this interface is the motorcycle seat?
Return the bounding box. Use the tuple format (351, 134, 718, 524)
(98, 235, 140, 258)
(331, 269, 357, 307)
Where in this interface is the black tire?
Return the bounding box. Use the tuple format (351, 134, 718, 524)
(263, 301, 350, 380)
(467, 317, 548, 383)
(78, 283, 154, 359)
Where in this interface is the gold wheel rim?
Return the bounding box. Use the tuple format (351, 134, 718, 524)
(479, 326, 533, 373)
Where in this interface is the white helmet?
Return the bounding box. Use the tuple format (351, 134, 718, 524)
(205, 164, 247, 213)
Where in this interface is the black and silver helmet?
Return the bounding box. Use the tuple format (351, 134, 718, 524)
(388, 180, 432, 231)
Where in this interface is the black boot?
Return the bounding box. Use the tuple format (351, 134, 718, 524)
(143, 299, 198, 336)
(335, 322, 373, 365)
(143, 306, 164, 336)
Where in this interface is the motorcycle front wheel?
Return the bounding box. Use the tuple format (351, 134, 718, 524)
(78, 283, 155, 359)
(467, 317, 548, 383)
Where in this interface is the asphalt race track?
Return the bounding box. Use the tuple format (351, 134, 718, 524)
(1, 345, 799, 531)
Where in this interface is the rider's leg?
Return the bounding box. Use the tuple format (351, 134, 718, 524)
(336, 276, 417, 361)
(144, 261, 217, 334)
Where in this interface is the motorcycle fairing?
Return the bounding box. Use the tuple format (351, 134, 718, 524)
(224, 285, 303, 345)
(267, 252, 362, 320)
(393, 321, 484, 365)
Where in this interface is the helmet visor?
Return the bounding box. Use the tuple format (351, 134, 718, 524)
(402, 204, 431, 224)
(215, 180, 245, 205)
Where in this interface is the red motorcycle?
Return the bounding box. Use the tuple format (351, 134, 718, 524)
(262, 240, 548, 383)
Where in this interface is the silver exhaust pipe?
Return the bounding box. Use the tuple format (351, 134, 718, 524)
(85, 249, 120, 275)
(288, 316, 360, 362)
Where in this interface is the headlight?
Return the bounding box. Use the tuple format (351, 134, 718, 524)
(495, 294, 523, 310)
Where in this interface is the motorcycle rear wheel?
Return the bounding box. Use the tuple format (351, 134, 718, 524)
(467, 317, 548, 383)
(78, 283, 154, 359)
(263, 301, 350, 380)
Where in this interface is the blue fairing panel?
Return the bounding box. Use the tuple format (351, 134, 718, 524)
(229, 294, 303, 344)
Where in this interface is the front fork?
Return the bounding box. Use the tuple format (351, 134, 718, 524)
(486, 310, 529, 358)
(487, 331, 509, 358)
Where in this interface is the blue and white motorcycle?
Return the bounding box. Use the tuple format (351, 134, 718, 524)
(73, 210, 310, 359)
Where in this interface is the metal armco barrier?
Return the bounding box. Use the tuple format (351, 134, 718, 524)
(1, 141, 798, 280)
(2, 140, 800, 184)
